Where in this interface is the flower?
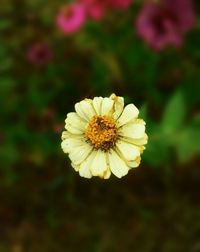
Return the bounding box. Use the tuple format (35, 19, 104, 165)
(136, 0, 195, 50)
(79, 0, 132, 20)
(61, 94, 148, 179)
(109, 0, 132, 9)
(27, 43, 53, 65)
(79, 0, 107, 20)
(56, 3, 86, 34)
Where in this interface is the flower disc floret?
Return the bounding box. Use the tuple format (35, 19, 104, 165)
(85, 115, 118, 151)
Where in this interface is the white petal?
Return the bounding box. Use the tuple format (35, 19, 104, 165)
(68, 143, 92, 165)
(61, 131, 70, 140)
(79, 167, 92, 178)
(61, 131, 83, 141)
(71, 163, 80, 171)
(127, 156, 141, 168)
(61, 137, 84, 153)
(108, 150, 129, 178)
(75, 100, 96, 121)
(90, 150, 107, 177)
(120, 122, 146, 139)
(65, 123, 84, 134)
(122, 133, 148, 146)
(116, 140, 140, 162)
(101, 97, 114, 116)
(79, 151, 96, 178)
(110, 94, 124, 120)
(103, 168, 111, 179)
(65, 112, 87, 131)
(117, 104, 139, 127)
(92, 97, 103, 115)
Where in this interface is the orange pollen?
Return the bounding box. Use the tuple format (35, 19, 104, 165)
(85, 115, 118, 151)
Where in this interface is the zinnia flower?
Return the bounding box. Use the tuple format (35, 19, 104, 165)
(27, 43, 53, 65)
(61, 94, 148, 179)
(56, 3, 86, 34)
(136, 0, 195, 50)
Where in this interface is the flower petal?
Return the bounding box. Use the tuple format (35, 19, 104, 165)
(117, 104, 139, 127)
(61, 137, 84, 153)
(126, 156, 141, 168)
(122, 133, 148, 146)
(120, 122, 146, 139)
(90, 150, 107, 176)
(61, 131, 70, 140)
(107, 150, 129, 178)
(75, 100, 96, 121)
(92, 97, 103, 115)
(68, 143, 92, 165)
(79, 151, 96, 178)
(61, 130, 83, 141)
(65, 112, 87, 131)
(71, 162, 80, 171)
(101, 97, 114, 116)
(116, 140, 140, 162)
(103, 168, 111, 179)
(65, 123, 84, 134)
(110, 94, 124, 120)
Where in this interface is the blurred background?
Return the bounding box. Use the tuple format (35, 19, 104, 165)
(0, 0, 200, 251)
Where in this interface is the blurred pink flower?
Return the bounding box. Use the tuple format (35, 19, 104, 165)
(56, 3, 86, 34)
(136, 0, 195, 50)
(79, 0, 107, 20)
(27, 43, 53, 65)
(79, 0, 132, 20)
(109, 0, 132, 9)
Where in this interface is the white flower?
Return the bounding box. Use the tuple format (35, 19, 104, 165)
(61, 94, 148, 179)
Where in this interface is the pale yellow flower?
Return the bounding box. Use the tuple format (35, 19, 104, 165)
(61, 94, 148, 179)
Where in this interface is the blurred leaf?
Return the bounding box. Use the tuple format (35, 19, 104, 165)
(143, 136, 170, 167)
(175, 115, 200, 162)
(91, 56, 109, 93)
(0, 77, 16, 96)
(143, 123, 170, 167)
(139, 103, 148, 121)
(161, 91, 186, 135)
(185, 30, 200, 59)
(0, 142, 19, 167)
(0, 19, 12, 30)
(46, 210, 59, 229)
(176, 127, 200, 163)
(0, 58, 13, 72)
(182, 67, 200, 109)
(100, 53, 122, 81)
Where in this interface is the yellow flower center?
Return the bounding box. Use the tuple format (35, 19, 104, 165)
(85, 115, 118, 151)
